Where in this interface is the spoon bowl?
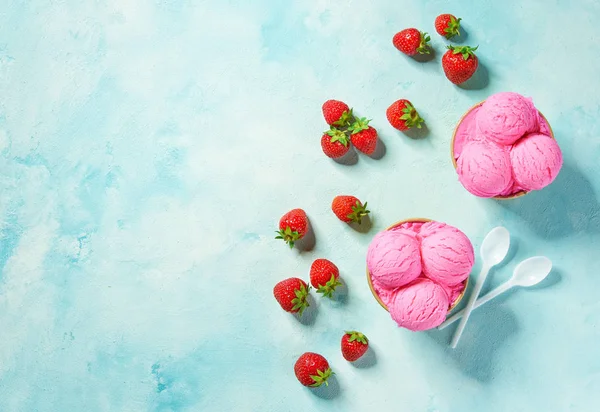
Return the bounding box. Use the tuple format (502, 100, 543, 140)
(439, 255, 553, 330)
(481, 226, 511, 267)
(512, 256, 552, 287)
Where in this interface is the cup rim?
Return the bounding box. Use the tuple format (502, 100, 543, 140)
(366, 218, 469, 313)
(450, 101, 556, 200)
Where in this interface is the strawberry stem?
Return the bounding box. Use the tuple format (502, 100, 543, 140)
(444, 16, 461, 39)
(399, 102, 424, 129)
(316, 273, 342, 299)
(349, 117, 371, 135)
(346, 201, 370, 224)
(417, 31, 431, 55)
(447, 45, 478, 60)
(325, 127, 349, 147)
(345, 331, 369, 345)
(275, 226, 302, 248)
(309, 367, 333, 387)
(332, 109, 355, 127)
(291, 282, 310, 316)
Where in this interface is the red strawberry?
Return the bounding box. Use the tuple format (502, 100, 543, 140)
(341, 331, 369, 362)
(275, 209, 309, 248)
(273, 277, 310, 315)
(386, 99, 425, 131)
(294, 352, 333, 387)
(393, 28, 430, 56)
(435, 14, 461, 39)
(349, 118, 378, 155)
(309, 258, 342, 298)
(321, 128, 350, 159)
(442, 45, 479, 84)
(331, 195, 370, 224)
(322, 100, 353, 126)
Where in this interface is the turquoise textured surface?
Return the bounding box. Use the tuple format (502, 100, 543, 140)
(1, 0, 600, 411)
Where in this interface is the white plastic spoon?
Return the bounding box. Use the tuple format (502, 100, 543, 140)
(450, 227, 510, 348)
(439, 256, 552, 329)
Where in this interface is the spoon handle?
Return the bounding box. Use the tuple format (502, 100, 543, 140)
(450, 264, 490, 348)
(439, 282, 512, 329)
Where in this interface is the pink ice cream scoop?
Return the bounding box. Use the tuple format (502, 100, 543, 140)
(476, 92, 538, 145)
(440, 280, 467, 305)
(510, 133, 563, 191)
(389, 278, 449, 331)
(370, 280, 399, 309)
(420, 221, 474, 286)
(367, 229, 421, 289)
(457, 140, 514, 197)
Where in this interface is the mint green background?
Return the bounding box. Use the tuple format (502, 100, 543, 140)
(1, 0, 599, 411)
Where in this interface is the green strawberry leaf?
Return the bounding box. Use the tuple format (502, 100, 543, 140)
(309, 368, 332, 387)
(333, 109, 355, 127)
(326, 127, 349, 146)
(346, 200, 370, 224)
(316, 273, 342, 299)
(349, 117, 371, 134)
(291, 282, 310, 316)
(417, 31, 431, 54)
(444, 16, 462, 39)
(275, 226, 302, 248)
(398, 102, 425, 129)
(447, 45, 478, 60)
(345, 331, 369, 345)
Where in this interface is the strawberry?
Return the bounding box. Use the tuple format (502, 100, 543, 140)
(386, 99, 424, 131)
(442, 45, 479, 84)
(273, 277, 310, 315)
(275, 209, 309, 248)
(331, 195, 370, 224)
(341, 331, 369, 362)
(393, 28, 430, 56)
(349, 118, 378, 155)
(309, 258, 342, 298)
(435, 14, 461, 39)
(321, 128, 350, 159)
(322, 100, 353, 126)
(294, 352, 333, 387)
